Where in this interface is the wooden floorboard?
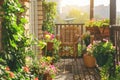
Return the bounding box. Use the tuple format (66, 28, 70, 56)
(54, 58, 101, 80)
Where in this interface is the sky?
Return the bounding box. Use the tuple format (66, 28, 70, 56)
(60, 0, 109, 7)
(60, 0, 120, 11)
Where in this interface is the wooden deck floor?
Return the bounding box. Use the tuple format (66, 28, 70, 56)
(54, 58, 101, 80)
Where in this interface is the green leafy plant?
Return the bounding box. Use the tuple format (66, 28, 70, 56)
(42, 0, 57, 33)
(87, 39, 115, 79)
(85, 19, 109, 27)
(1, 0, 33, 71)
(87, 40, 115, 66)
(82, 32, 90, 46)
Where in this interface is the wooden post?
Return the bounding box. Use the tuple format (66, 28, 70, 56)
(110, 0, 116, 25)
(90, 0, 94, 20)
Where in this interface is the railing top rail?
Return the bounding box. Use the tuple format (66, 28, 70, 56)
(55, 23, 84, 25)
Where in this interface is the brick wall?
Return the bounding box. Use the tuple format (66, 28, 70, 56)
(37, 0, 43, 40)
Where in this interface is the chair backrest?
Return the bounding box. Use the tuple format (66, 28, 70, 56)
(60, 26, 80, 44)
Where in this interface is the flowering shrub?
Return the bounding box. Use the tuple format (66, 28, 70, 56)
(87, 40, 115, 55)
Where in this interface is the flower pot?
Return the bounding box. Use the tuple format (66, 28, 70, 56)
(47, 42, 53, 51)
(43, 73, 52, 80)
(83, 53, 96, 68)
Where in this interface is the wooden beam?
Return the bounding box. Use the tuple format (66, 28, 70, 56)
(90, 0, 94, 20)
(110, 0, 116, 25)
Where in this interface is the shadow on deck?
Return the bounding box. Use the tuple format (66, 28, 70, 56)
(54, 58, 101, 80)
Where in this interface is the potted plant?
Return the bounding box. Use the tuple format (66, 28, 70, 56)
(92, 39, 115, 67)
(44, 31, 55, 51)
(39, 56, 58, 80)
(85, 19, 110, 37)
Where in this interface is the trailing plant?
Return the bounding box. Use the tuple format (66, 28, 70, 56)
(1, 0, 33, 71)
(42, 0, 57, 33)
(85, 19, 109, 27)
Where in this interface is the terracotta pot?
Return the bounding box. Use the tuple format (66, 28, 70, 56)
(47, 42, 53, 51)
(43, 73, 52, 80)
(83, 53, 96, 68)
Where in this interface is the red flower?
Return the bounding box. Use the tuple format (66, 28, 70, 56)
(34, 77, 39, 80)
(9, 72, 14, 78)
(6, 66, 10, 71)
(23, 66, 29, 73)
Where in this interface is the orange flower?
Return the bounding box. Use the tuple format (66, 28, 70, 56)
(6, 66, 10, 71)
(34, 77, 39, 80)
(23, 66, 29, 73)
(9, 72, 14, 78)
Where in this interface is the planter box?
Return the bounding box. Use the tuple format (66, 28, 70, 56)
(86, 26, 110, 40)
(99, 26, 110, 38)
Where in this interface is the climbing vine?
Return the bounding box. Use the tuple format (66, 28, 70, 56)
(42, 0, 57, 33)
(1, 0, 32, 71)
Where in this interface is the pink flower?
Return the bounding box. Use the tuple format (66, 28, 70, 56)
(50, 34, 55, 40)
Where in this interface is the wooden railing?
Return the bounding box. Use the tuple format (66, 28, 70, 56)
(55, 23, 84, 35)
(110, 25, 120, 64)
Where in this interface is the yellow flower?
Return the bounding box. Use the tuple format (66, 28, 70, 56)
(47, 56, 53, 61)
(45, 34, 51, 40)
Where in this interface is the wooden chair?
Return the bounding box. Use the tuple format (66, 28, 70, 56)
(58, 26, 81, 60)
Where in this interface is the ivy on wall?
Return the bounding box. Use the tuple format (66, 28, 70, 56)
(1, 0, 32, 71)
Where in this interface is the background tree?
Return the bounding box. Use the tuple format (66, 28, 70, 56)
(66, 8, 89, 23)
